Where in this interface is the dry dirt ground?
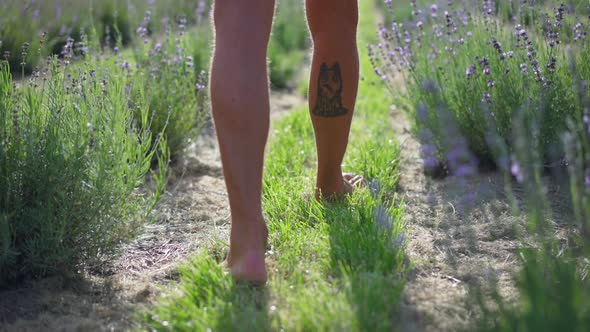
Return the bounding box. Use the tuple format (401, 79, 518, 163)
(391, 109, 574, 332)
(391, 109, 522, 332)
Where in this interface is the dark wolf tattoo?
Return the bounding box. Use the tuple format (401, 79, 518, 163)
(312, 62, 349, 117)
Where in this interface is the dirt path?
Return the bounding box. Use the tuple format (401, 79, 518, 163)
(0, 90, 304, 332)
(390, 109, 525, 332)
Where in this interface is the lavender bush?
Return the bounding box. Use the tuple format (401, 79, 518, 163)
(371, 0, 589, 173)
(132, 10, 210, 159)
(268, 0, 310, 89)
(0, 1, 214, 284)
(373, 1, 590, 329)
(0, 51, 168, 284)
(0, 0, 212, 74)
(475, 94, 590, 332)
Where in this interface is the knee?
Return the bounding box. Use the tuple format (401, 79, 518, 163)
(213, 0, 275, 37)
(307, 0, 358, 41)
(212, 0, 275, 58)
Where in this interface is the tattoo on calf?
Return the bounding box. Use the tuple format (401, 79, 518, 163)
(312, 62, 349, 117)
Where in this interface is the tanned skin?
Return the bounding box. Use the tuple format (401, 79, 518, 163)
(210, 0, 360, 285)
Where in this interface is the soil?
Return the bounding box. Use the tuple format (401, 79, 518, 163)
(390, 108, 521, 332)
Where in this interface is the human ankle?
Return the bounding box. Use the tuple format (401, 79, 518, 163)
(316, 172, 345, 195)
(229, 218, 268, 255)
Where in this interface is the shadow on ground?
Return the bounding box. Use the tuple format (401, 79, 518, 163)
(0, 275, 134, 331)
(391, 109, 577, 332)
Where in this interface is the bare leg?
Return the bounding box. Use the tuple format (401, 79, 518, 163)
(210, 0, 275, 284)
(306, 0, 360, 200)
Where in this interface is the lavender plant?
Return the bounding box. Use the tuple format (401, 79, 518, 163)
(373, 1, 590, 328)
(132, 10, 210, 159)
(371, 0, 589, 173)
(268, 0, 310, 89)
(475, 92, 590, 332)
(0, 0, 212, 74)
(0, 50, 167, 284)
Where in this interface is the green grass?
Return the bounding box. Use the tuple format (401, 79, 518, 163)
(141, 2, 409, 331)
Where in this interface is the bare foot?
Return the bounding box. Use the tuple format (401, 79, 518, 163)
(316, 173, 365, 201)
(226, 221, 268, 285)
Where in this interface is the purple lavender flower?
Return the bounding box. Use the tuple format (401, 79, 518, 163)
(137, 26, 148, 36)
(196, 0, 207, 18)
(511, 159, 525, 183)
(417, 104, 429, 122)
(466, 64, 475, 79)
(55, 6, 62, 20)
(585, 168, 590, 190)
(421, 143, 439, 170)
(573, 23, 586, 41)
(154, 43, 162, 52)
(445, 140, 478, 178)
(482, 92, 492, 103)
(584, 108, 590, 135)
(478, 57, 489, 67)
(455, 163, 476, 177)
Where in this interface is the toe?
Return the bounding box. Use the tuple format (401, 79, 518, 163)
(343, 173, 356, 181)
(344, 174, 366, 187)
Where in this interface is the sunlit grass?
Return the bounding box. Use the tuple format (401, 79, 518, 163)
(141, 1, 409, 330)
